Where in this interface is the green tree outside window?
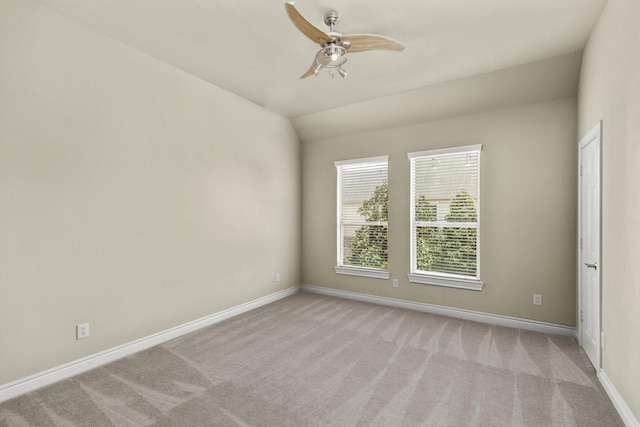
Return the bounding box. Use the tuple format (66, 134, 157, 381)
(416, 190, 477, 276)
(345, 181, 388, 269)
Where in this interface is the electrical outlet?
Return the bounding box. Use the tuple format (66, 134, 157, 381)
(392, 279, 399, 288)
(275, 272, 280, 282)
(76, 323, 89, 340)
(533, 294, 543, 306)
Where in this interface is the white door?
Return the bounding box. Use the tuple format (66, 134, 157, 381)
(579, 122, 601, 370)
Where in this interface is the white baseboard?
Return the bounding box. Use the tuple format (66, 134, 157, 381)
(598, 369, 640, 427)
(301, 285, 576, 337)
(0, 285, 300, 404)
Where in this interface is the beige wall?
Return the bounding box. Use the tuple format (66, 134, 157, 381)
(303, 97, 577, 326)
(0, 0, 301, 384)
(578, 0, 640, 420)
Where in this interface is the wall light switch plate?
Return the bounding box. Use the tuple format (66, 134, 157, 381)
(533, 294, 543, 306)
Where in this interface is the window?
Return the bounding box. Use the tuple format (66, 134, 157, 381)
(335, 156, 390, 279)
(408, 145, 483, 290)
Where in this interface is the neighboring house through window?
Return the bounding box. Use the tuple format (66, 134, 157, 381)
(335, 156, 390, 279)
(408, 145, 483, 290)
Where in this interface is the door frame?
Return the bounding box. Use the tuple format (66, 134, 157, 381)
(577, 120, 602, 370)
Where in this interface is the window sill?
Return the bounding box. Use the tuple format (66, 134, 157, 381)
(335, 266, 390, 280)
(408, 273, 483, 291)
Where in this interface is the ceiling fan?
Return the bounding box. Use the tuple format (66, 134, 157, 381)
(285, 2, 405, 79)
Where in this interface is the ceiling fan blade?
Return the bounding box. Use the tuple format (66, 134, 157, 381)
(341, 34, 405, 52)
(300, 59, 318, 79)
(285, 2, 332, 45)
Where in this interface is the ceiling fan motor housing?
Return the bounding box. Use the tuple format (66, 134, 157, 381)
(323, 10, 340, 30)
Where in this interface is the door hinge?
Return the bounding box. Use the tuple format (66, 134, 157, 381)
(580, 166, 583, 176)
(580, 238, 583, 249)
(580, 310, 583, 322)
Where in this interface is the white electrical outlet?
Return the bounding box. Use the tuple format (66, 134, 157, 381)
(275, 272, 280, 282)
(533, 294, 543, 306)
(76, 323, 89, 340)
(392, 279, 399, 288)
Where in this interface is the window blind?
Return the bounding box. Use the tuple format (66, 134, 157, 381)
(409, 145, 481, 279)
(335, 156, 389, 271)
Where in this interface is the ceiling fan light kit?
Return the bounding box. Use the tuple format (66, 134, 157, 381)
(285, 2, 405, 79)
(314, 45, 347, 78)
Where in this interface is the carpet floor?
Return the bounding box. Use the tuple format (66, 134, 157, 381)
(0, 292, 624, 426)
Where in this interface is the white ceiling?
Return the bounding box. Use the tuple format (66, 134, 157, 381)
(34, 0, 606, 120)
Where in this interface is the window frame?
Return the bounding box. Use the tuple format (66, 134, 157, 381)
(335, 156, 390, 280)
(408, 145, 483, 291)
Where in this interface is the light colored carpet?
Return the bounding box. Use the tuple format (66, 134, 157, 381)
(0, 292, 623, 426)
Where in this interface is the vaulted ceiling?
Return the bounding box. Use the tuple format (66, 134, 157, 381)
(34, 0, 606, 134)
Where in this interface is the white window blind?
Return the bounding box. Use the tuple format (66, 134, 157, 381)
(408, 145, 482, 290)
(335, 156, 389, 278)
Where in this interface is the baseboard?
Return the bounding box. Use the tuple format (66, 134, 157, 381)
(0, 285, 300, 404)
(598, 369, 640, 427)
(301, 285, 576, 337)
